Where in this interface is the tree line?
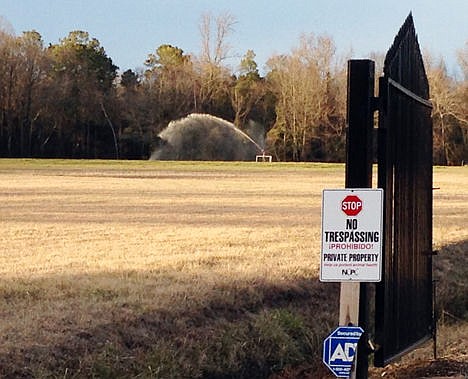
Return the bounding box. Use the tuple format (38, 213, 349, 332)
(1, 14, 466, 163)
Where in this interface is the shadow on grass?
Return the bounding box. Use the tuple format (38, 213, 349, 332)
(434, 239, 468, 321)
(0, 239, 465, 379)
(0, 272, 339, 379)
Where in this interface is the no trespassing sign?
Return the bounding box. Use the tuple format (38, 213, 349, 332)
(320, 189, 383, 282)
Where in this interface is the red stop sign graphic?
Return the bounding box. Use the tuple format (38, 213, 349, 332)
(341, 195, 362, 216)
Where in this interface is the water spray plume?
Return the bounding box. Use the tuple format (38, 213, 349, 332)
(150, 114, 266, 161)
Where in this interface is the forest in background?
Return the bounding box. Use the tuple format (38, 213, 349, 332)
(1, 13, 467, 164)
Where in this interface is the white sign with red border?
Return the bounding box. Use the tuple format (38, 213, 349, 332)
(320, 188, 384, 282)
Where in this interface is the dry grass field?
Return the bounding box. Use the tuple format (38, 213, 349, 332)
(0, 159, 466, 378)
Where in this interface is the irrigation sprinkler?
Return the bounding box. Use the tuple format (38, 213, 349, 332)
(255, 152, 272, 162)
(151, 114, 270, 162)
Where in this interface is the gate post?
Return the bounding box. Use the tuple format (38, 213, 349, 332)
(342, 59, 375, 379)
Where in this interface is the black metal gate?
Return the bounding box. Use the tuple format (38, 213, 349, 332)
(375, 13, 434, 367)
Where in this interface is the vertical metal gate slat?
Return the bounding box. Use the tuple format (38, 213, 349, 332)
(375, 13, 434, 367)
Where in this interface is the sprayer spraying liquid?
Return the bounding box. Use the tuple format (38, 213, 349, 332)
(150, 114, 268, 161)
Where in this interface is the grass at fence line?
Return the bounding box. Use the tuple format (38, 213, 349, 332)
(0, 160, 466, 378)
(0, 158, 344, 172)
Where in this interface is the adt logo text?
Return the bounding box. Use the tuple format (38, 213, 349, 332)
(323, 326, 363, 378)
(330, 341, 357, 363)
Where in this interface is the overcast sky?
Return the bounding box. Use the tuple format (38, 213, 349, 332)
(1, 0, 467, 75)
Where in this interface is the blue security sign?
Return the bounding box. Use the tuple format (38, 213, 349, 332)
(323, 326, 364, 378)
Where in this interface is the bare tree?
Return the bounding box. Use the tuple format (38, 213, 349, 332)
(198, 11, 236, 66)
(195, 12, 236, 115)
(426, 52, 468, 164)
(266, 34, 343, 161)
(0, 15, 14, 35)
(457, 41, 468, 81)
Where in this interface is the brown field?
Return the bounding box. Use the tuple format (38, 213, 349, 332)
(0, 159, 466, 378)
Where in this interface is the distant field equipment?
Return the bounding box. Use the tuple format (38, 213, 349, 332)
(255, 154, 272, 162)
